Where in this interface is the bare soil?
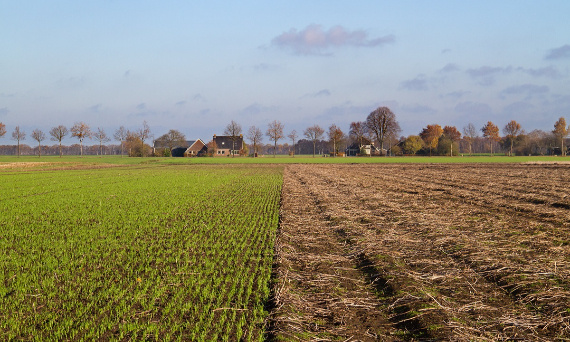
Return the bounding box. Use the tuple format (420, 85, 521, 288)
(268, 164, 570, 341)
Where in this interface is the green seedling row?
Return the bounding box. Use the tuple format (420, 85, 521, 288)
(0, 165, 282, 341)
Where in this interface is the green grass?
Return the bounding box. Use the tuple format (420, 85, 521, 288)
(0, 164, 283, 340)
(1, 154, 569, 166)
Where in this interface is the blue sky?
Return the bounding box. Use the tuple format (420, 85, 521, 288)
(1, 1, 569, 144)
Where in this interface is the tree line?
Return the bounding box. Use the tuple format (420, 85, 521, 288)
(0, 108, 568, 157)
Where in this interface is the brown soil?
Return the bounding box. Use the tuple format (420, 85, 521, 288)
(268, 164, 570, 341)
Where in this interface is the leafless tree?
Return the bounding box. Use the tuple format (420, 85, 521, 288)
(349, 121, 368, 147)
(224, 120, 242, 157)
(114, 126, 128, 157)
(247, 126, 263, 156)
(266, 120, 284, 158)
(71, 122, 92, 157)
(463, 123, 478, 156)
(304, 124, 325, 157)
(94, 128, 111, 156)
(155, 129, 186, 156)
(137, 121, 151, 157)
(328, 124, 344, 157)
(366, 106, 401, 155)
(31, 129, 46, 158)
(11, 126, 26, 157)
(0, 122, 6, 138)
(49, 125, 68, 157)
(287, 130, 298, 157)
(503, 120, 522, 156)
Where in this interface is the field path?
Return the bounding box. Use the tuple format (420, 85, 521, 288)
(269, 164, 569, 341)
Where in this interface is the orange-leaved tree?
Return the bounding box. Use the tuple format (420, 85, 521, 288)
(481, 121, 500, 156)
(419, 124, 443, 156)
(553, 117, 568, 156)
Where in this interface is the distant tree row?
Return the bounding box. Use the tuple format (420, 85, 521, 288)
(1, 109, 568, 157)
(393, 117, 569, 157)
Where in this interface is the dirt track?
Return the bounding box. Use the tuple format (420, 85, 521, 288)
(269, 164, 570, 341)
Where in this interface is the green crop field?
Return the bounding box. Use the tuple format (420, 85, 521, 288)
(1, 154, 569, 166)
(0, 163, 282, 341)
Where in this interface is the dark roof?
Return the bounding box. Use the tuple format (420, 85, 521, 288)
(214, 135, 243, 150)
(154, 140, 194, 149)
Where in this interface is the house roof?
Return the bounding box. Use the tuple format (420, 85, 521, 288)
(213, 135, 243, 150)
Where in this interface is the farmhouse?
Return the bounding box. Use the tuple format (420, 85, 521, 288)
(212, 134, 244, 156)
(182, 139, 208, 157)
(156, 139, 208, 157)
(345, 139, 380, 156)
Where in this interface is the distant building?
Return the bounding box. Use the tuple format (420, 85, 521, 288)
(156, 139, 208, 157)
(345, 138, 380, 156)
(212, 134, 244, 156)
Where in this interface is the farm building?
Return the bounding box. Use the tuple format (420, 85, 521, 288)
(345, 140, 380, 156)
(155, 139, 208, 157)
(212, 134, 244, 156)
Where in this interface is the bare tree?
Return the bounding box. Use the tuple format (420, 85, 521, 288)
(137, 121, 151, 157)
(114, 126, 128, 157)
(328, 124, 344, 157)
(0, 122, 6, 138)
(503, 120, 522, 156)
(304, 124, 325, 157)
(155, 129, 186, 156)
(287, 130, 298, 157)
(366, 106, 401, 155)
(49, 125, 68, 157)
(224, 120, 242, 157)
(71, 122, 92, 157)
(11, 126, 26, 157)
(553, 117, 568, 156)
(31, 129, 46, 158)
(481, 121, 500, 156)
(349, 121, 368, 147)
(94, 128, 111, 157)
(247, 126, 263, 156)
(463, 123, 478, 156)
(266, 120, 284, 158)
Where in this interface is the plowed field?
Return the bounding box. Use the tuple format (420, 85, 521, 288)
(270, 164, 570, 341)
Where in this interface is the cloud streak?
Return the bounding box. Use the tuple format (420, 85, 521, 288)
(400, 75, 428, 91)
(545, 44, 570, 60)
(272, 24, 395, 55)
(466, 66, 512, 86)
(302, 89, 331, 99)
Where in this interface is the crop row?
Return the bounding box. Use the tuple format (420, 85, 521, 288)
(0, 164, 282, 341)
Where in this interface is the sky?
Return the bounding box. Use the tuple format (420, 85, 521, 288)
(1, 1, 570, 145)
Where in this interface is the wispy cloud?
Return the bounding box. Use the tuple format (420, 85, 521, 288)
(136, 103, 146, 111)
(501, 84, 549, 98)
(466, 66, 512, 86)
(0, 107, 8, 116)
(454, 101, 493, 117)
(439, 63, 460, 73)
(545, 44, 570, 60)
(517, 66, 562, 79)
(440, 91, 470, 100)
(272, 24, 395, 55)
(193, 94, 206, 102)
(89, 104, 103, 113)
(400, 75, 428, 91)
(302, 89, 331, 99)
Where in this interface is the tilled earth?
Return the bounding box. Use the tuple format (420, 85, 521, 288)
(268, 163, 570, 341)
